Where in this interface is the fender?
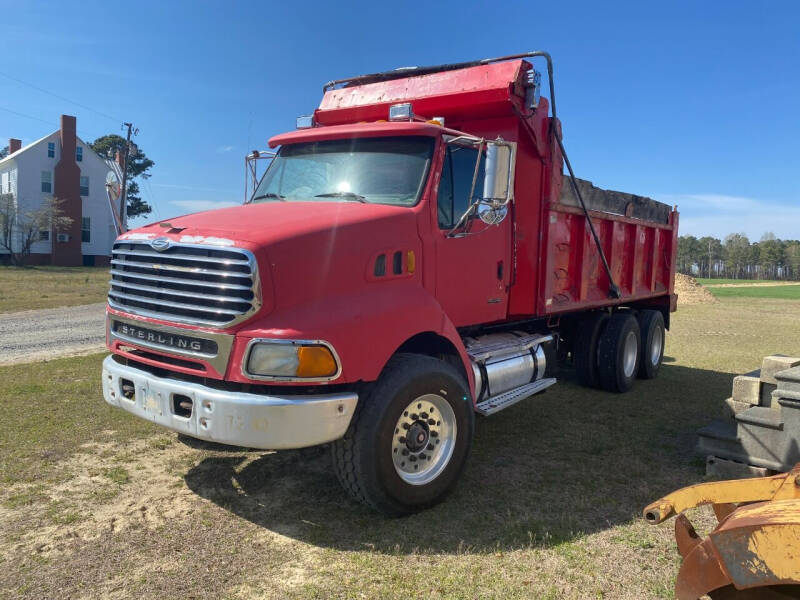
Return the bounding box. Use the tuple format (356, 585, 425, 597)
(226, 285, 475, 396)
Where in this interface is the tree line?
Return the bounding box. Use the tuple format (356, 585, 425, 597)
(678, 233, 800, 280)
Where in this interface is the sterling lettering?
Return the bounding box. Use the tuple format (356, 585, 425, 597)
(114, 322, 209, 354)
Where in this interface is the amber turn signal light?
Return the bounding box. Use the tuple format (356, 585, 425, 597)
(296, 345, 338, 378)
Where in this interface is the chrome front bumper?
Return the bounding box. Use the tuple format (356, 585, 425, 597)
(102, 355, 358, 450)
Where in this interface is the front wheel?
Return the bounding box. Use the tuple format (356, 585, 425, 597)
(332, 353, 474, 516)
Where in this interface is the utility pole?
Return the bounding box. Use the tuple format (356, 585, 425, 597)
(119, 122, 136, 230)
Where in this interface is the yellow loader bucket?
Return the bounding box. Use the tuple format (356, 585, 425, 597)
(643, 464, 800, 599)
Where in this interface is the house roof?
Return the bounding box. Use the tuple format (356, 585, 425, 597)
(0, 131, 105, 166)
(0, 131, 56, 165)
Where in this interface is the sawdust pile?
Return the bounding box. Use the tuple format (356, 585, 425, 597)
(675, 273, 718, 305)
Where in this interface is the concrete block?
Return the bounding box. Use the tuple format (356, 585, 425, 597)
(732, 375, 761, 405)
(776, 365, 800, 394)
(706, 455, 770, 479)
(722, 397, 751, 420)
(761, 382, 778, 407)
(760, 355, 800, 385)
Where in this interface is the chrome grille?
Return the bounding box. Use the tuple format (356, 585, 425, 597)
(109, 241, 260, 327)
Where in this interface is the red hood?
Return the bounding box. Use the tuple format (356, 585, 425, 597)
(122, 200, 422, 324)
(136, 201, 413, 247)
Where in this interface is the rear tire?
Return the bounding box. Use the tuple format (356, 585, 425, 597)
(597, 312, 641, 393)
(332, 353, 474, 516)
(637, 310, 665, 379)
(573, 312, 610, 388)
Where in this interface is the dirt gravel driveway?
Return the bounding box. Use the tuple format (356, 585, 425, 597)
(0, 302, 106, 365)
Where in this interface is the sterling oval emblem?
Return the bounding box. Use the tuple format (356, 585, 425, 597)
(150, 237, 171, 252)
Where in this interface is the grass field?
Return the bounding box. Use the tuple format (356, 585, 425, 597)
(696, 277, 782, 286)
(2, 297, 800, 599)
(707, 284, 800, 300)
(0, 266, 109, 312)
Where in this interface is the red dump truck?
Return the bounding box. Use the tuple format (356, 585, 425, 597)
(102, 52, 678, 515)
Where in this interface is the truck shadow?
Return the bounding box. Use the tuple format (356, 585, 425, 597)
(184, 363, 733, 554)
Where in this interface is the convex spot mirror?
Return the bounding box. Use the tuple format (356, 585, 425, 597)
(476, 201, 508, 225)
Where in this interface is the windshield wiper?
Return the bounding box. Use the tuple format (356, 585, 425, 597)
(314, 192, 367, 203)
(251, 193, 285, 202)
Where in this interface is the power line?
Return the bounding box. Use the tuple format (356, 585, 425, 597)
(0, 69, 121, 123)
(0, 105, 56, 126)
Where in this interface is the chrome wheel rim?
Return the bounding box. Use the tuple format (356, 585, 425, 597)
(623, 330, 638, 378)
(650, 326, 663, 366)
(391, 394, 457, 486)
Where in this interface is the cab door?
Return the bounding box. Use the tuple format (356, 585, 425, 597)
(433, 142, 511, 327)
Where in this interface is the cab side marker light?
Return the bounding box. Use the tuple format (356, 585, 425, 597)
(374, 254, 386, 277)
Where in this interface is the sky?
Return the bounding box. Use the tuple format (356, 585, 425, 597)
(1, 1, 798, 240)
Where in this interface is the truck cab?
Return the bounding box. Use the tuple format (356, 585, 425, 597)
(102, 53, 678, 515)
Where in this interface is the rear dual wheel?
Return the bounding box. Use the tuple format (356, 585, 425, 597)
(573, 312, 609, 388)
(573, 309, 664, 393)
(597, 312, 641, 393)
(637, 309, 665, 380)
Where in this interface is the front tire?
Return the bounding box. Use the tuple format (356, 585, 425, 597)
(332, 353, 474, 516)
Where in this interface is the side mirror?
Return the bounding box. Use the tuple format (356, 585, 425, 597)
(443, 137, 516, 236)
(479, 141, 516, 225)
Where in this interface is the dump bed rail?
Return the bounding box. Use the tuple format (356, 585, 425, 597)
(559, 178, 671, 224)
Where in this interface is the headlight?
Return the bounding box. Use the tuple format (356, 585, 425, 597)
(246, 341, 338, 379)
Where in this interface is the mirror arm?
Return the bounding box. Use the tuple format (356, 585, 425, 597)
(466, 138, 485, 209)
(444, 134, 483, 146)
(446, 200, 480, 238)
(445, 138, 486, 238)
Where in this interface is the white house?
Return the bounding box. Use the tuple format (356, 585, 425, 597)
(0, 114, 120, 265)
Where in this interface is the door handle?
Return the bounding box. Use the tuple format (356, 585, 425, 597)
(497, 261, 504, 281)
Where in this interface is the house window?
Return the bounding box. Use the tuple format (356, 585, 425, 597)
(81, 217, 90, 242)
(47, 142, 55, 158)
(41, 171, 52, 193)
(80, 175, 89, 197)
(76, 146, 83, 162)
(40, 230, 50, 241)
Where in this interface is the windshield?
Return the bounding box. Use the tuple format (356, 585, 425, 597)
(250, 136, 434, 206)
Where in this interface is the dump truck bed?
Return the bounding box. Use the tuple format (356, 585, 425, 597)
(540, 178, 678, 316)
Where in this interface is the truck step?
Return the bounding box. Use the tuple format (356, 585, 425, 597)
(475, 377, 556, 416)
(465, 333, 551, 362)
